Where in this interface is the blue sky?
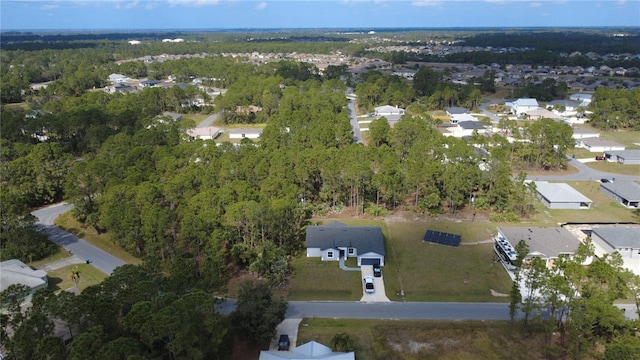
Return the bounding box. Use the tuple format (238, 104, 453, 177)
(1, 1, 639, 31)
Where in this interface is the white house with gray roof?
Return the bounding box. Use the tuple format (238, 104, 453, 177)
(604, 150, 640, 165)
(600, 181, 640, 208)
(590, 225, 640, 274)
(494, 227, 583, 273)
(533, 181, 592, 209)
(1, 259, 48, 304)
(260, 340, 355, 360)
(576, 138, 625, 152)
(511, 98, 539, 115)
(306, 222, 385, 266)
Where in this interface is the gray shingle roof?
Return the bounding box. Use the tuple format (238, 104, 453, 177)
(306, 222, 385, 256)
(498, 227, 580, 258)
(592, 226, 640, 249)
(600, 181, 640, 201)
(604, 150, 640, 160)
(534, 181, 592, 203)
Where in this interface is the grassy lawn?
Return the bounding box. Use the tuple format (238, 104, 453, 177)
(599, 129, 640, 148)
(585, 162, 640, 176)
(47, 263, 107, 292)
(55, 212, 142, 265)
(537, 180, 638, 223)
(285, 218, 512, 302)
(297, 318, 548, 360)
(29, 246, 71, 268)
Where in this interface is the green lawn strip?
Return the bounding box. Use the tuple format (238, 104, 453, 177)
(29, 246, 69, 267)
(544, 180, 637, 223)
(54, 212, 142, 265)
(598, 129, 640, 148)
(47, 263, 108, 292)
(583, 162, 640, 176)
(296, 318, 547, 360)
(287, 256, 361, 301)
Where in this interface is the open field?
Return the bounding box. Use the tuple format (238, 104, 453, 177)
(296, 318, 550, 360)
(47, 263, 107, 292)
(586, 162, 640, 176)
(55, 212, 142, 265)
(599, 129, 640, 148)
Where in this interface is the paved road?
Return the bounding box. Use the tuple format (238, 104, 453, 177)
(527, 157, 640, 182)
(478, 100, 501, 123)
(32, 203, 127, 275)
(347, 98, 363, 144)
(197, 112, 220, 128)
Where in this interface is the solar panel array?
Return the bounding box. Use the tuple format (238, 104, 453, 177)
(423, 230, 462, 247)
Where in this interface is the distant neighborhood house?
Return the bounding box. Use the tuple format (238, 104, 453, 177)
(228, 127, 263, 139)
(533, 181, 592, 209)
(590, 225, 640, 274)
(511, 98, 539, 115)
(576, 138, 625, 153)
(306, 221, 385, 266)
(374, 105, 405, 117)
(603, 150, 640, 165)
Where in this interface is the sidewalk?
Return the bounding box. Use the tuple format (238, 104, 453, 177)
(35, 255, 85, 272)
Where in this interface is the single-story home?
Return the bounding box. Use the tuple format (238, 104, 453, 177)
(604, 150, 640, 165)
(511, 98, 539, 115)
(449, 113, 478, 124)
(576, 138, 625, 152)
(523, 108, 562, 121)
(571, 127, 600, 140)
(533, 181, 592, 209)
(546, 100, 581, 112)
(590, 225, 640, 275)
(306, 221, 385, 266)
(447, 120, 486, 138)
(186, 126, 222, 140)
(374, 105, 405, 117)
(0, 259, 48, 304)
(108, 73, 129, 83)
(259, 340, 355, 360)
(600, 181, 640, 208)
(227, 127, 263, 139)
(493, 227, 582, 272)
(446, 107, 470, 116)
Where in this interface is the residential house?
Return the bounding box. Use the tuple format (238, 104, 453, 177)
(0, 259, 48, 304)
(589, 225, 640, 274)
(604, 150, 640, 165)
(108, 73, 129, 83)
(228, 127, 263, 140)
(599, 181, 640, 208)
(577, 138, 625, 152)
(533, 181, 592, 209)
(259, 340, 355, 360)
(448, 120, 486, 138)
(523, 108, 562, 121)
(511, 98, 539, 115)
(306, 221, 385, 266)
(374, 105, 405, 117)
(493, 227, 582, 273)
(186, 126, 222, 140)
(571, 127, 600, 140)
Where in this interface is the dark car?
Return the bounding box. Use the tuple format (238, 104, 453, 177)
(595, 155, 606, 161)
(278, 334, 290, 351)
(373, 264, 381, 277)
(601, 178, 611, 183)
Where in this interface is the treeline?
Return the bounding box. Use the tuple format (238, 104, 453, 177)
(0, 264, 286, 360)
(588, 87, 640, 131)
(510, 238, 640, 359)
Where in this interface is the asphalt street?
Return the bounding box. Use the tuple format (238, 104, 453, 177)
(347, 98, 363, 144)
(527, 157, 640, 182)
(32, 203, 127, 275)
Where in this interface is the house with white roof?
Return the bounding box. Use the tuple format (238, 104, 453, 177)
(533, 181, 592, 209)
(511, 98, 539, 115)
(577, 138, 625, 152)
(572, 127, 600, 140)
(227, 127, 263, 140)
(374, 105, 405, 117)
(108, 73, 129, 83)
(1, 259, 49, 304)
(259, 340, 355, 360)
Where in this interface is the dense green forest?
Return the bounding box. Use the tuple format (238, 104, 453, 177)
(1, 29, 639, 359)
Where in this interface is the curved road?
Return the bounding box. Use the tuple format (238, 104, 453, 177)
(32, 203, 126, 275)
(527, 157, 640, 182)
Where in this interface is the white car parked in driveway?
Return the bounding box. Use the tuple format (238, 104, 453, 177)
(363, 276, 375, 293)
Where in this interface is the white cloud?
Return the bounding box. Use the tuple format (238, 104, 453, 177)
(255, 1, 267, 10)
(167, 0, 220, 7)
(115, 1, 138, 10)
(411, 0, 442, 6)
(40, 4, 59, 10)
(530, 2, 542, 8)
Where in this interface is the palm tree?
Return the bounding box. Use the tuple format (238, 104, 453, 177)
(330, 332, 355, 352)
(70, 269, 81, 289)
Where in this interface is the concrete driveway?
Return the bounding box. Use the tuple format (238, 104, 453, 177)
(360, 265, 390, 302)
